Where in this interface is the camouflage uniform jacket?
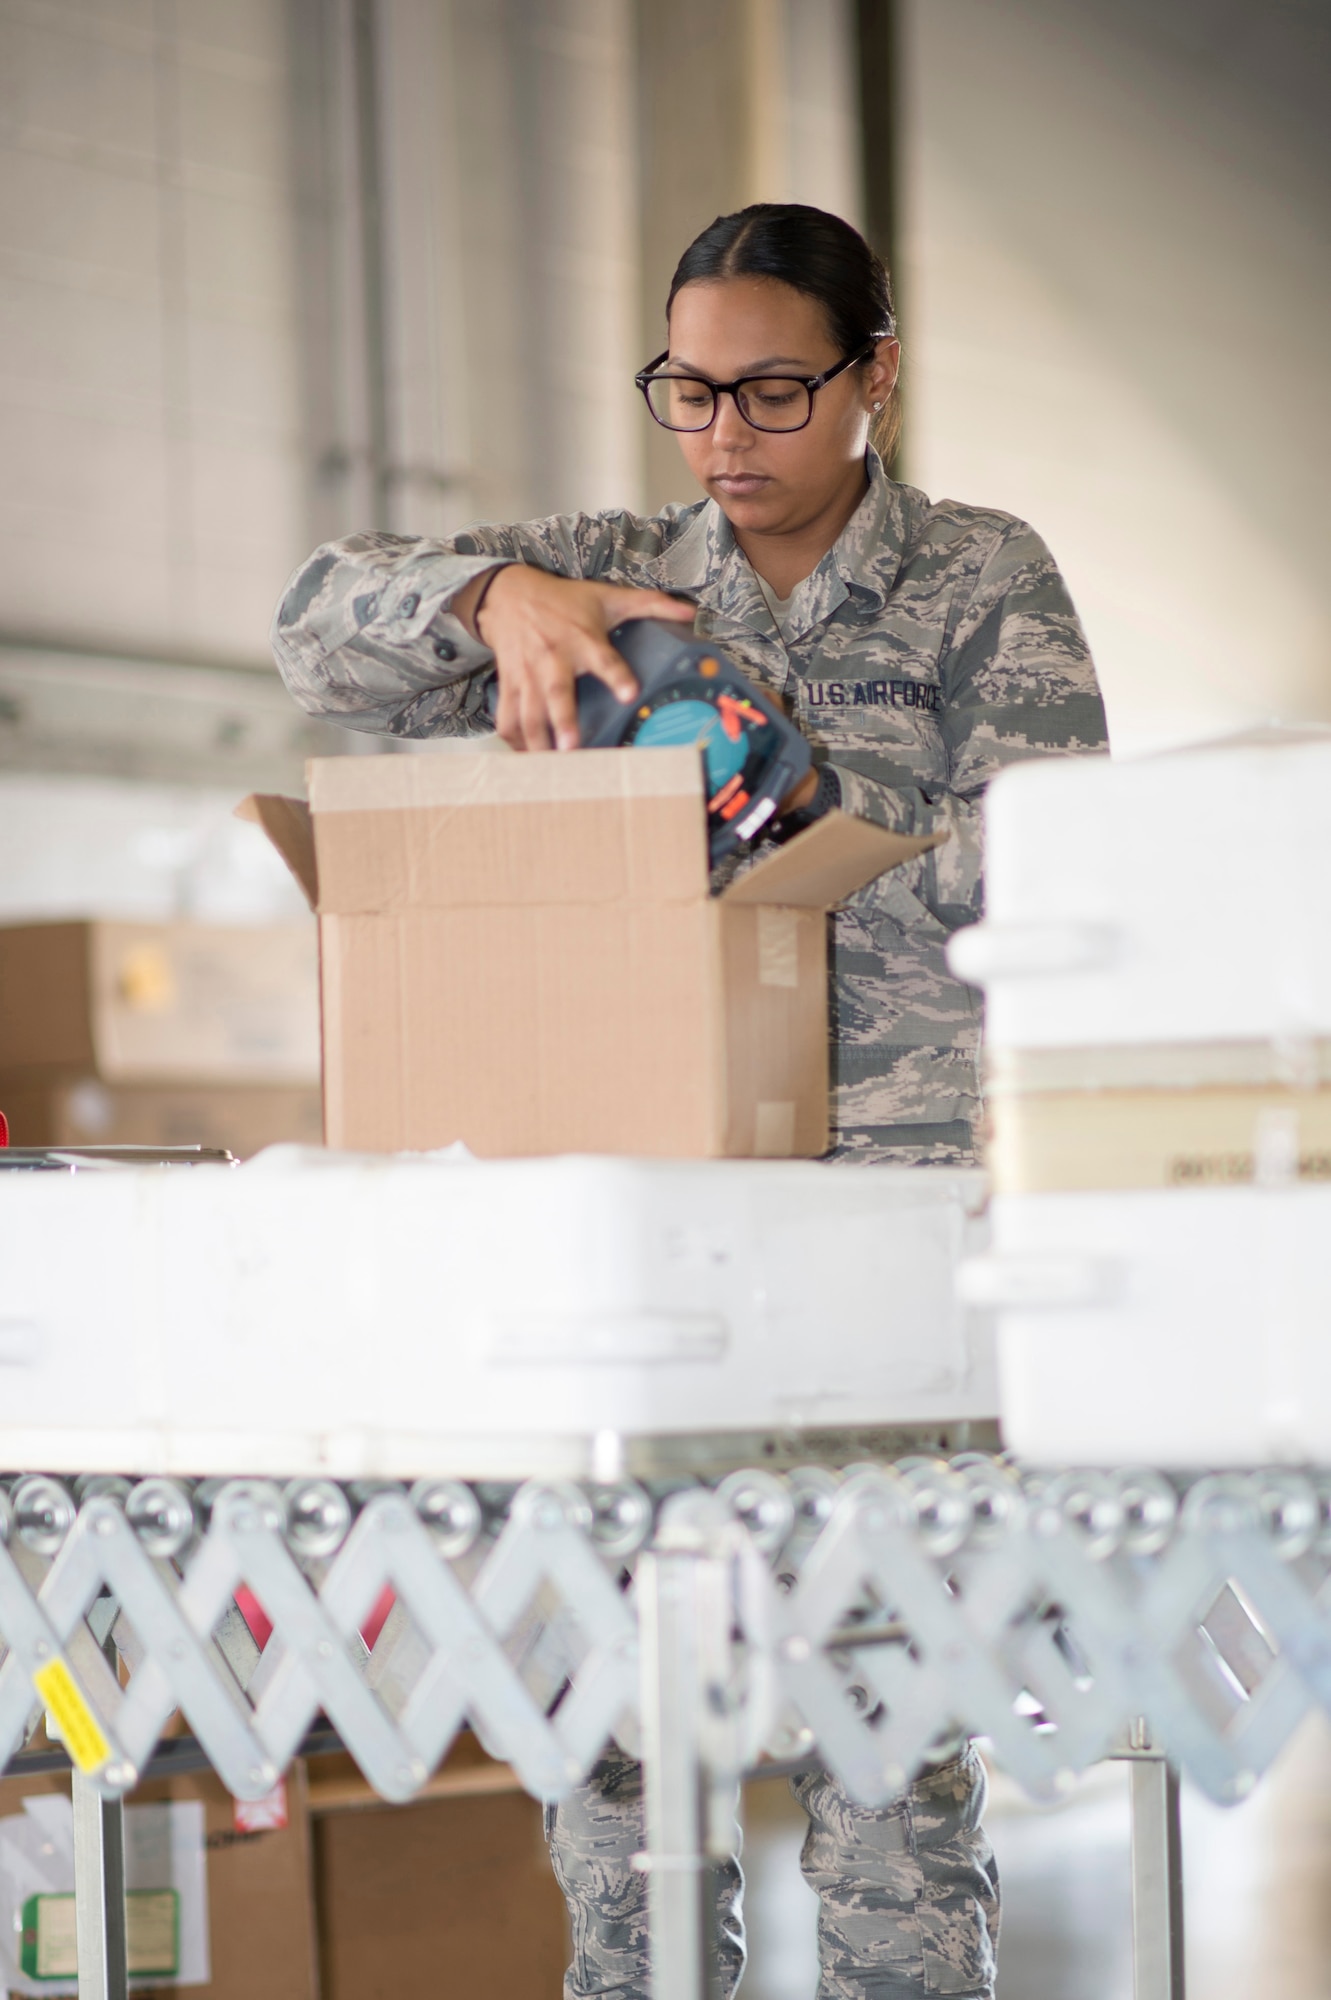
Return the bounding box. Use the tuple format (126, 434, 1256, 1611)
(271, 450, 1107, 1163)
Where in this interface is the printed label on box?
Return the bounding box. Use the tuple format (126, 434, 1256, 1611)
(232, 1780, 288, 1834)
(19, 1890, 179, 1979)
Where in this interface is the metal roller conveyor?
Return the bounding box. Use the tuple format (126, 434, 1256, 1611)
(0, 1463, 1328, 1998)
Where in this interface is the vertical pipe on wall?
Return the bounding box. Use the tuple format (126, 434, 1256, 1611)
(285, 0, 380, 539)
(373, 0, 475, 534)
(351, 0, 392, 527)
(634, 0, 866, 510)
(854, 0, 901, 470)
(513, 0, 643, 519)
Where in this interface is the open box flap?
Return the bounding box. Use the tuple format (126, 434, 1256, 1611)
(720, 809, 946, 909)
(305, 743, 707, 816)
(236, 795, 318, 911)
(303, 745, 709, 911)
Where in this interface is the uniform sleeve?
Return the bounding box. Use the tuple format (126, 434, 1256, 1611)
(268, 512, 652, 738)
(828, 521, 1107, 928)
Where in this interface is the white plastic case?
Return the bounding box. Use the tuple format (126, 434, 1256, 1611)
(0, 1149, 994, 1479)
(971, 1183, 1331, 1466)
(950, 734, 1331, 1053)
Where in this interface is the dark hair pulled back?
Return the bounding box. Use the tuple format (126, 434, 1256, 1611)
(666, 203, 900, 463)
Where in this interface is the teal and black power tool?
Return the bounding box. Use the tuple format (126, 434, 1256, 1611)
(576, 619, 811, 865)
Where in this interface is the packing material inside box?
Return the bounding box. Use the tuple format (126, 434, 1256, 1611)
(0, 921, 319, 1085)
(241, 748, 936, 1157)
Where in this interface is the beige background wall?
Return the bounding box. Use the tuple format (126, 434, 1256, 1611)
(0, 0, 306, 668)
(898, 0, 1331, 754)
(0, 0, 1326, 794)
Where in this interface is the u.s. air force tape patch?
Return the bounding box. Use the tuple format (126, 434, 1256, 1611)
(805, 678, 942, 713)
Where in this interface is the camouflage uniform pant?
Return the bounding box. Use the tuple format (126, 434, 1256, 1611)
(545, 1744, 999, 2000)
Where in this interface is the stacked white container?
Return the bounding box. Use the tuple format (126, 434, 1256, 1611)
(0, 1151, 994, 1480)
(949, 730, 1331, 1466)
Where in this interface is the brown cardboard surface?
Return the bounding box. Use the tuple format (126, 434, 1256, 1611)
(0, 925, 96, 1070)
(313, 1785, 567, 2000)
(715, 903, 830, 1155)
(0, 1076, 322, 1157)
(133, 1763, 319, 2000)
(248, 745, 922, 1158)
(0, 922, 319, 1085)
(322, 901, 721, 1155)
(307, 741, 703, 814)
(0, 1762, 318, 2000)
(721, 809, 945, 909)
(307, 747, 708, 914)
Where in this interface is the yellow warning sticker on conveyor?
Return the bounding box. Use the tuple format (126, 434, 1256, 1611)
(32, 1658, 110, 1775)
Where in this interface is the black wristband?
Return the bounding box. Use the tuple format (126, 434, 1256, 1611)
(472, 563, 513, 643)
(775, 763, 841, 839)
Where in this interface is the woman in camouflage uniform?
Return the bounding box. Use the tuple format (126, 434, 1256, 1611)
(272, 204, 1107, 2000)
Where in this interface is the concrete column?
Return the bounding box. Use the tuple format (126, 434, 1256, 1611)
(897, 0, 1331, 751)
(636, 0, 865, 510)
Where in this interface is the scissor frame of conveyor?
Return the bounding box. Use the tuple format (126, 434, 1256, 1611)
(2, 1461, 1329, 2000)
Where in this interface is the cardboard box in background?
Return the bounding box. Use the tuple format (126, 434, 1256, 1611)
(0, 1764, 318, 2000)
(0, 1743, 568, 2000)
(0, 922, 319, 1085)
(313, 1784, 567, 2000)
(242, 747, 936, 1158)
(0, 1077, 323, 1157)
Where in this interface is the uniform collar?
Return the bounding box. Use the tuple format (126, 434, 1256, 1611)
(650, 449, 913, 631)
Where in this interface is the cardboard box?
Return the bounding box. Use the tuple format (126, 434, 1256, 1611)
(312, 1782, 567, 2000)
(0, 1076, 323, 1157)
(0, 1763, 318, 2000)
(241, 748, 933, 1157)
(0, 1740, 562, 2000)
(0, 922, 319, 1085)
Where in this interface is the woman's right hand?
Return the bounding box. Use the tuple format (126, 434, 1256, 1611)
(454, 564, 696, 752)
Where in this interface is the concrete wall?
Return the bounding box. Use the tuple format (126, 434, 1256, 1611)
(636, 0, 863, 510)
(898, 0, 1331, 753)
(6, 0, 1324, 773)
(297, 0, 646, 540)
(0, 0, 308, 669)
(0, 0, 864, 687)
(0, 0, 866, 914)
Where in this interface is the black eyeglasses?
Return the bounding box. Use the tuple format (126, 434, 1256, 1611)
(635, 343, 876, 434)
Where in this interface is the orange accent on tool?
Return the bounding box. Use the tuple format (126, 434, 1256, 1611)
(715, 694, 764, 742)
(719, 788, 751, 821)
(709, 773, 744, 811)
(700, 657, 719, 677)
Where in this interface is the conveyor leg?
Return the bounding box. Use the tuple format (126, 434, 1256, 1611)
(638, 1546, 708, 2000)
(72, 1770, 129, 2000)
(1129, 1756, 1185, 2000)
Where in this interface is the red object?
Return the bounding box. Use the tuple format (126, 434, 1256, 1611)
(0, 1110, 8, 1147)
(361, 1585, 396, 1649)
(233, 1779, 288, 1833)
(234, 1585, 272, 1650)
(233, 1581, 396, 1654)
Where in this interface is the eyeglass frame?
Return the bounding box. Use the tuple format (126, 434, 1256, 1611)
(634, 341, 879, 434)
